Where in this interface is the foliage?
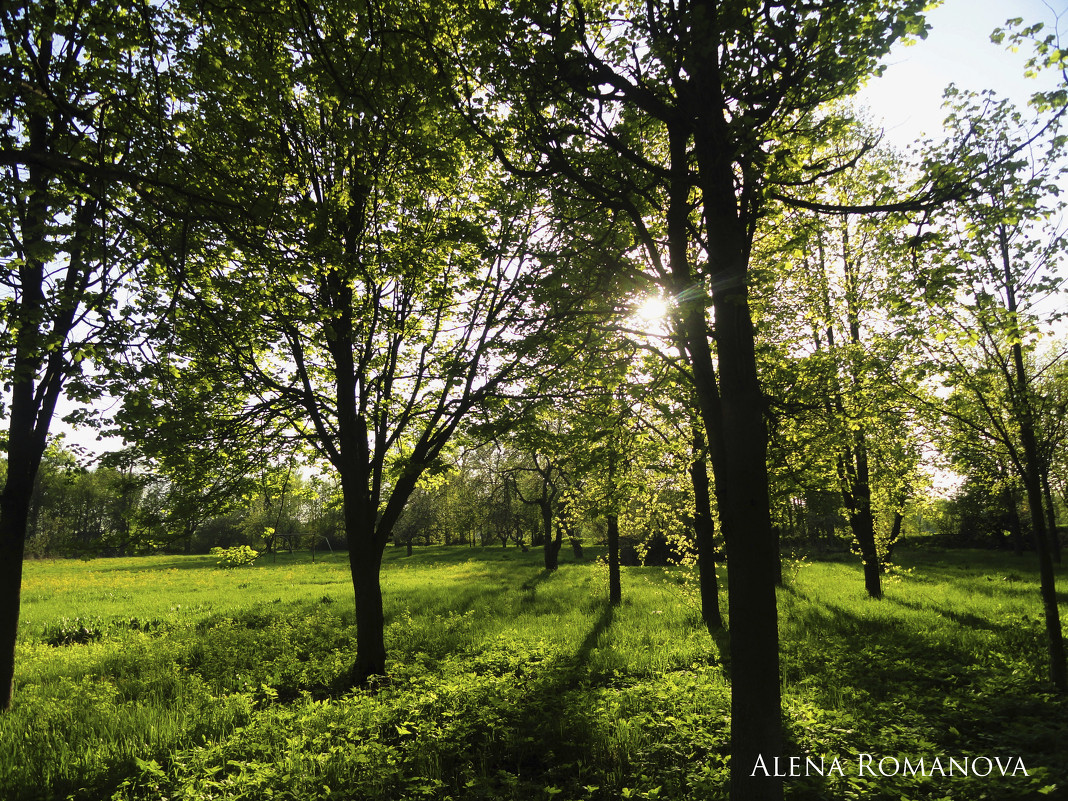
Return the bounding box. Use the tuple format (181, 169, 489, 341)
(209, 546, 260, 569)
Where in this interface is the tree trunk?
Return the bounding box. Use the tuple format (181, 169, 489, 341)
(347, 527, 387, 684)
(885, 511, 904, 560)
(0, 482, 31, 711)
(1011, 375, 1066, 689)
(542, 502, 561, 571)
(0, 326, 58, 710)
(544, 524, 562, 570)
(846, 435, 882, 599)
(685, 91, 783, 785)
(607, 512, 621, 606)
(1040, 469, 1061, 564)
(710, 293, 783, 801)
(1, 116, 62, 711)
(1021, 462, 1066, 690)
(1000, 220, 1066, 689)
(855, 514, 882, 599)
(1007, 487, 1025, 556)
(664, 113, 782, 799)
(690, 429, 722, 631)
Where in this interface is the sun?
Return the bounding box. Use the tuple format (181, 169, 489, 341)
(635, 295, 669, 323)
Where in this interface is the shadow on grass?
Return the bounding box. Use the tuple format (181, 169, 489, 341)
(462, 601, 621, 789)
(884, 594, 1004, 633)
(780, 586, 1068, 782)
(85, 557, 218, 573)
(520, 568, 555, 593)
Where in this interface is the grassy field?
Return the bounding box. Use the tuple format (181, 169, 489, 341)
(2, 545, 1066, 800)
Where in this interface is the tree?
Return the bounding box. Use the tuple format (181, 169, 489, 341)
(914, 89, 1067, 689)
(142, 0, 565, 683)
(757, 133, 926, 597)
(475, 3, 935, 796)
(0, 0, 180, 710)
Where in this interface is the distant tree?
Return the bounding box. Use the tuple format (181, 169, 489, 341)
(758, 133, 926, 597)
(914, 89, 1067, 690)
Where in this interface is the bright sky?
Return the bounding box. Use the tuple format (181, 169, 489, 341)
(856, 0, 1067, 149)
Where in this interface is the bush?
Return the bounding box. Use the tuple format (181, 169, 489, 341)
(43, 616, 105, 646)
(209, 545, 260, 569)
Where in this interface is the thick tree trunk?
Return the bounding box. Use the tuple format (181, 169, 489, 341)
(690, 430, 722, 631)
(997, 222, 1067, 687)
(885, 511, 904, 560)
(347, 527, 387, 684)
(1021, 464, 1066, 690)
(0, 395, 45, 711)
(544, 525, 562, 570)
(0, 484, 31, 711)
(0, 338, 58, 711)
(844, 435, 882, 599)
(1012, 378, 1066, 689)
(662, 114, 782, 799)
(607, 512, 621, 606)
(854, 513, 882, 599)
(711, 292, 783, 801)
(1, 115, 61, 711)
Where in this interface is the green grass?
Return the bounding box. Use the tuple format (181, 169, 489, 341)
(2, 545, 1066, 800)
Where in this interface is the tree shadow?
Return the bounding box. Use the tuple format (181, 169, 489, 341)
(884, 594, 1002, 632)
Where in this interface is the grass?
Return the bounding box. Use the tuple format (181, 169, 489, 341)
(1, 545, 1066, 800)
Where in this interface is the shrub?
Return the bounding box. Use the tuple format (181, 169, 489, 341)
(43, 616, 105, 646)
(209, 545, 260, 569)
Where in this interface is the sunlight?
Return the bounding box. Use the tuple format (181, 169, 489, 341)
(635, 295, 669, 323)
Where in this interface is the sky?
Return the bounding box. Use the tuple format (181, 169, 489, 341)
(856, 0, 1067, 148)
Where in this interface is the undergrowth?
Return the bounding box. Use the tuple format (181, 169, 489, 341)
(1, 546, 1065, 800)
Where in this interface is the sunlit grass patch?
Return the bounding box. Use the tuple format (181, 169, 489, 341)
(3, 546, 1066, 800)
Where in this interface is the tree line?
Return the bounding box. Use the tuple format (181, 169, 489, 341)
(2, 1, 1067, 798)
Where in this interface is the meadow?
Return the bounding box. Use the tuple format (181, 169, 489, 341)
(1, 545, 1066, 801)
